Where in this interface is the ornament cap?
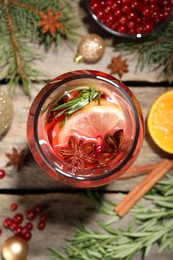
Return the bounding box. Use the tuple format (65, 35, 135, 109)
(74, 53, 84, 63)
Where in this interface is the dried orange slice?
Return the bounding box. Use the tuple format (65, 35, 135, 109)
(147, 90, 173, 154)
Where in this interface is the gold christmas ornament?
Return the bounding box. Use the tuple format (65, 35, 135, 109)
(74, 34, 105, 63)
(1, 236, 29, 260)
(0, 90, 13, 139)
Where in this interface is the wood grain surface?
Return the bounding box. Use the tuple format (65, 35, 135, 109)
(0, 1, 173, 259)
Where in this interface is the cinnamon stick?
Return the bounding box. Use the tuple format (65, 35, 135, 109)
(118, 162, 159, 180)
(115, 159, 173, 218)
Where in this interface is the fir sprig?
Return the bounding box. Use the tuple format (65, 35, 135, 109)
(0, 0, 79, 97)
(115, 20, 173, 83)
(50, 174, 173, 259)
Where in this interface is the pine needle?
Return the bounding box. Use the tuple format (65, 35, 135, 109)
(50, 174, 173, 259)
(115, 19, 173, 83)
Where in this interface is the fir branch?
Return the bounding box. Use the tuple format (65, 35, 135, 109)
(0, 0, 79, 97)
(115, 20, 173, 83)
(50, 174, 173, 259)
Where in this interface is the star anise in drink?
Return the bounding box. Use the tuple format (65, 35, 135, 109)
(104, 129, 125, 152)
(98, 129, 125, 165)
(57, 136, 98, 169)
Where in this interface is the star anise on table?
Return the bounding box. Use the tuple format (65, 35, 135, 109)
(38, 9, 64, 36)
(108, 55, 129, 78)
(57, 136, 98, 169)
(6, 147, 27, 172)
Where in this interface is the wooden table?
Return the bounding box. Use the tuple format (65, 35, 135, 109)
(0, 2, 173, 259)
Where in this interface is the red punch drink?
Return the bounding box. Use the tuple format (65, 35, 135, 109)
(27, 70, 144, 188)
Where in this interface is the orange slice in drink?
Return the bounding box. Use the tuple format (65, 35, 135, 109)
(52, 105, 125, 147)
(147, 90, 173, 154)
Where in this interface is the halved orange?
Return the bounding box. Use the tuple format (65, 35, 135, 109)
(147, 90, 173, 154)
(52, 105, 125, 148)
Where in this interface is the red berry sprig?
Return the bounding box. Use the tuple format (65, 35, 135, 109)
(90, 0, 173, 35)
(1, 203, 48, 241)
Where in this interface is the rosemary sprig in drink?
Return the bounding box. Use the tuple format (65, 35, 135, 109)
(42, 86, 101, 125)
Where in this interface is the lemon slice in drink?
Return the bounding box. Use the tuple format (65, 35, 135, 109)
(57, 105, 125, 145)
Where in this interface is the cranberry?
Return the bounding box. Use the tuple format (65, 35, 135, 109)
(25, 222, 33, 230)
(21, 227, 30, 235)
(40, 215, 48, 222)
(163, 8, 172, 19)
(90, 0, 172, 35)
(117, 25, 128, 33)
(115, 9, 123, 18)
(131, 1, 143, 11)
(97, 9, 105, 21)
(143, 21, 154, 33)
(127, 21, 136, 29)
(26, 209, 37, 220)
(150, 0, 158, 3)
(23, 232, 32, 241)
(10, 221, 19, 231)
(10, 203, 18, 211)
(162, 0, 170, 6)
(14, 213, 24, 224)
(136, 25, 144, 34)
(142, 6, 151, 18)
(0, 228, 2, 235)
(3, 218, 13, 228)
(35, 205, 44, 213)
(128, 11, 138, 21)
(14, 226, 22, 236)
(119, 16, 128, 25)
(112, 2, 121, 12)
(0, 169, 5, 179)
(37, 221, 46, 230)
(106, 14, 115, 25)
(121, 4, 131, 13)
(122, 0, 133, 4)
(90, 1, 100, 12)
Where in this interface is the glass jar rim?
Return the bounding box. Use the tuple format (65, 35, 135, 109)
(32, 70, 142, 182)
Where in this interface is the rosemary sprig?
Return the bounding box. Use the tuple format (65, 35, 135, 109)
(43, 86, 101, 125)
(50, 174, 173, 259)
(115, 19, 173, 83)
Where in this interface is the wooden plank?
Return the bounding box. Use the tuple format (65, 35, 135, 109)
(0, 85, 172, 191)
(0, 193, 172, 260)
(0, 0, 171, 84)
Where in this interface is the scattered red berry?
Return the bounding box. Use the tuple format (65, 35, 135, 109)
(40, 214, 48, 222)
(13, 213, 24, 224)
(2, 204, 47, 242)
(25, 222, 33, 230)
(14, 226, 22, 236)
(35, 205, 44, 213)
(23, 232, 32, 241)
(21, 227, 30, 235)
(3, 218, 13, 228)
(0, 169, 6, 179)
(26, 209, 37, 220)
(10, 221, 19, 231)
(90, 0, 173, 35)
(37, 221, 46, 230)
(10, 203, 18, 211)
